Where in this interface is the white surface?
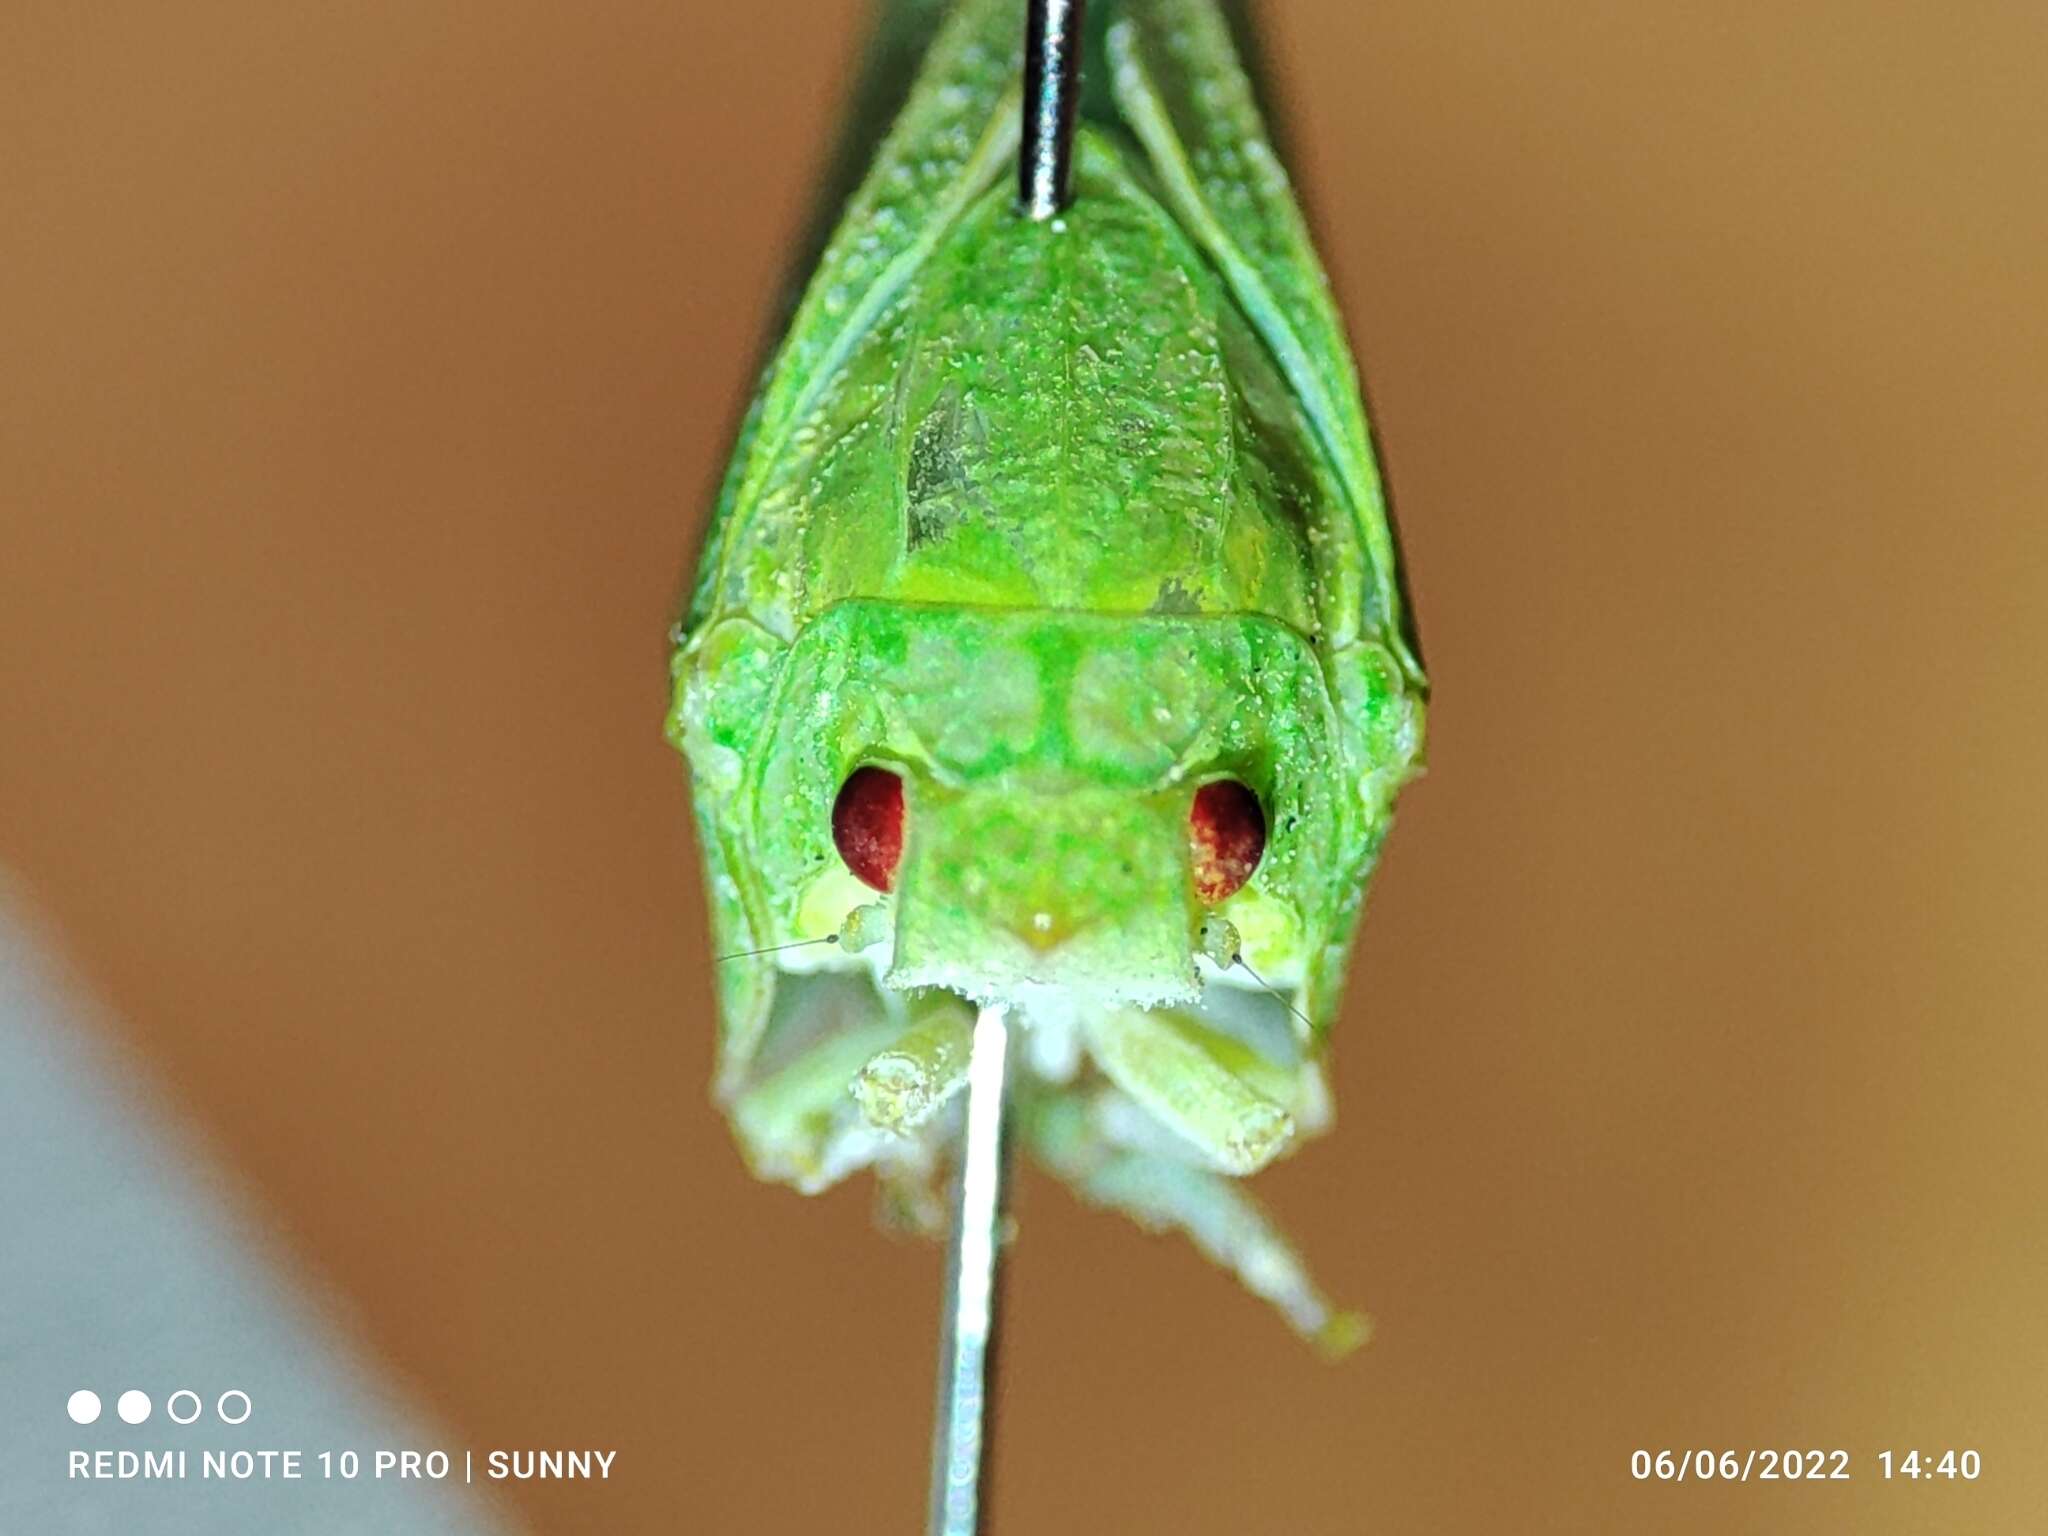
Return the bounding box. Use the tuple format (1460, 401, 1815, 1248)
(0, 892, 515, 1535)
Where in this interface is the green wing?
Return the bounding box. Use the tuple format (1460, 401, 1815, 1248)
(687, 0, 1022, 641)
(1108, 0, 1422, 681)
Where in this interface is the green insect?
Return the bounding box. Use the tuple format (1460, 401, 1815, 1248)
(669, 0, 1425, 1353)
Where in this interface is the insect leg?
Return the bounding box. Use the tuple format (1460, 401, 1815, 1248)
(1080, 1006, 1297, 1175)
(854, 991, 977, 1135)
(729, 1019, 907, 1193)
(1027, 1093, 1366, 1358)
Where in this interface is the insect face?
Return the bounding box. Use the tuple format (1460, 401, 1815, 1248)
(724, 601, 1353, 1022)
(882, 773, 1206, 1009)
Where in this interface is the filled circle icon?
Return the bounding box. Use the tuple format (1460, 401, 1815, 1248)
(117, 1390, 152, 1424)
(66, 1390, 102, 1425)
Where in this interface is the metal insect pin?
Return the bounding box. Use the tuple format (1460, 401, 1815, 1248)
(671, 0, 1428, 1529)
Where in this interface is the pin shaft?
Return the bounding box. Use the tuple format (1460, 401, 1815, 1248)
(927, 1004, 1013, 1536)
(1020, 0, 1086, 219)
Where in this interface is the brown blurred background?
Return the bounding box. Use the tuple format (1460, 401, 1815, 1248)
(4, 1, 2045, 1531)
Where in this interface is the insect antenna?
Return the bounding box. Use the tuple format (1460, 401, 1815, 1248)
(1235, 955, 1316, 1035)
(1020, 0, 1086, 220)
(714, 934, 839, 964)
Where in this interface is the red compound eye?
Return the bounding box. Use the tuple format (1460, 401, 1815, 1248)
(832, 766, 905, 892)
(1189, 779, 1266, 904)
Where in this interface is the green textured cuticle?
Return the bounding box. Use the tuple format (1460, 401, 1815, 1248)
(673, 0, 1430, 1353)
(852, 1001, 976, 1134)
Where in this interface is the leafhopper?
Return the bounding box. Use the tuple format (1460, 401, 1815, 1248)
(669, 0, 1426, 1351)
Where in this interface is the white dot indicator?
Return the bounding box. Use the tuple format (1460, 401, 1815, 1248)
(67, 1390, 102, 1425)
(118, 1390, 152, 1424)
(217, 1390, 251, 1425)
(167, 1391, 202, 1425)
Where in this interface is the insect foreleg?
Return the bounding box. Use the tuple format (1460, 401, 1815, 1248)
(853, 992, 977, 1135)
(1025, 1093, 1367, 1358)
(1080, 1005, 1297, 1175)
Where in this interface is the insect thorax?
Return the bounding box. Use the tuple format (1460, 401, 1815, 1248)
(700, 132, 1362, 652)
